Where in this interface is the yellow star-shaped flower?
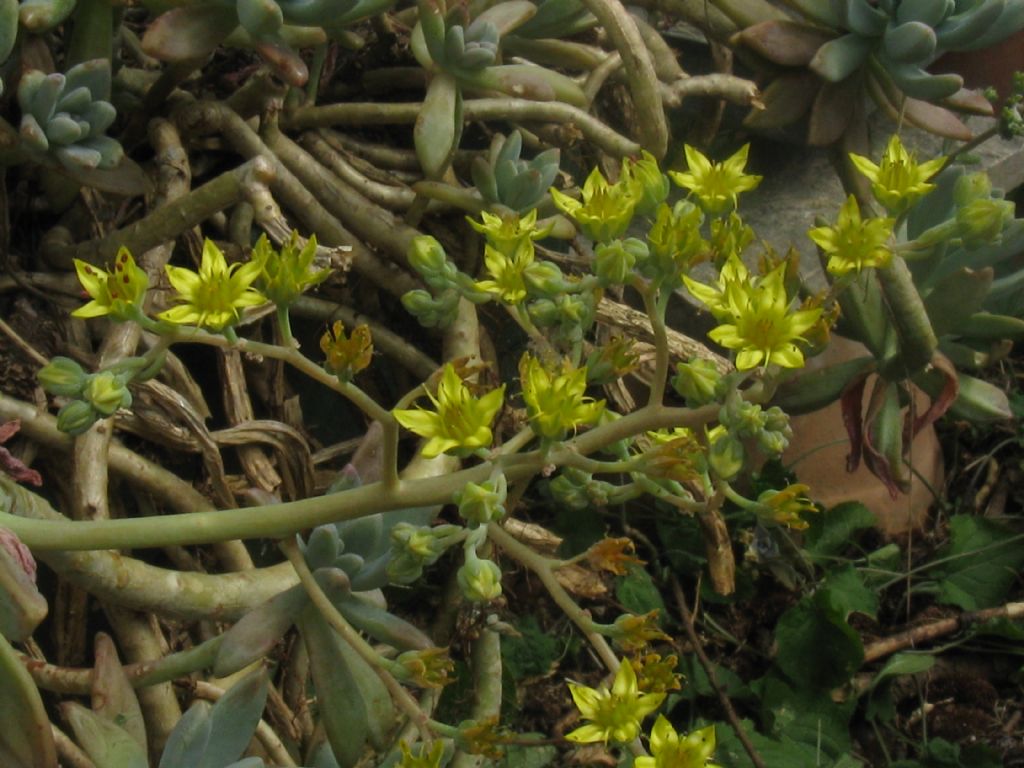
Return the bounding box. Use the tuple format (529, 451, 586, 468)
(393, 363, 505, 458)
(808, 195, 894, 276)
(566, 659, 666, 744)
(72, 247, 149, 321)
(160, 239, 265, 331)
(550, 167, 639, 243)
(849, 135, 945, 215)
(635, 717, 721, 768)
(519, 353, 604, 440)
(691, 258, 822, 370)
(669, 144, 762, 216)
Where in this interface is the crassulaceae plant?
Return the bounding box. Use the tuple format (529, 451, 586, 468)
(141, 0, 393, 86)
(726, 0, 1024, 144)
(17, 59, 123, 170)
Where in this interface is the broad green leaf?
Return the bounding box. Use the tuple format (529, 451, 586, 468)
(615, 564, 665, 616)
(871, 652, 936, 687)
(759, 674, 856, 758)
(0, 633, 57, 768)
(201, 668, 269, 768)
(158, 702, 212, 768)
(816, 565, 878, 621)
(92, 633, 147, 754)
(63, 703, 147, 768)
(931, 515, 1024, 610)
(804, 502, 876, 559)
(773, 600, 863, 690)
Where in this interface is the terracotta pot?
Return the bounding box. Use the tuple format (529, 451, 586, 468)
(782, 337, 944, 537)
(935, 30, 1024, 101)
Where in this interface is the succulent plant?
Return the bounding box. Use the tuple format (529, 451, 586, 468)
(17, 59, 123, 170)
(511, 0, 596, 39)
(0, 0, 16, 93)
(732, 0, 1024, 144)
(141, 0, 393, 86)
(471, 130, 561, 213)
(776, 159, 1022, 495)
(18, 0, 77, 33)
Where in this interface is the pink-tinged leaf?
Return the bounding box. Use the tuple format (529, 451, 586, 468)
(0, 421, 41, 486)
(91, 633, 147, 754)
(252, 38, 309, 87)
(941, 88, 994, 116)
(861, 381, 910, 499)
(0, 528, 37, 583)
(142, 7, 237, 62)
(734, 20, 835, 67)
(744, 73, 818, 131)
(808, 76, 858, 146)
(840, 374, 869, 473)
(901, 97, 973, 141)
(909, 354, 959, 439)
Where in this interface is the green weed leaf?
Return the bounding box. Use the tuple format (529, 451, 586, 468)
(804, 502, 876, 560)
(931, 515, 1024, 609)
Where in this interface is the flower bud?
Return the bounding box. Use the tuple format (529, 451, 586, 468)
(83, 372, 132, 417)
(402, 288, 460, 328)
(953, 172, 992, 206)
(594, 238, 646, 286)
(38, 357, 87, 398)
(523, 260, 566, 295)
(408, 235, 459, 291)
(672, 358, 721, 406)
(707, 433, 744, 480)
(56, 400, 98, 436)
(457, 550, 503, 602)
(454, 476, 507, 526)
(623, 150, 669, 218)
(956, 197, 1014, 249)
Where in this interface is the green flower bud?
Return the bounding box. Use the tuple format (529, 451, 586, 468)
(523, 260, 567, 295)
(757, 429, 789, 456)
(457, 550, 503, 602)
(56, 400, 98, 436)
(408, 235, 459, 291)
(672, 358, 721, 406)
(402, 288, 460, 328)
(953, 172, 992, 207)
(38, 356, 87, 398)
(708, 433, 744, 480)
(623, 150, 669, 218)
(957, 197, 1015, 249)
(388, 522, 462, 584)
(645, 201, 705, 277)
(82, 372, 132, 417)
(454, 476, 507, 526)
(547, 467, 616, 510)
(527, 298, 559, 327)
(594, 238, 647, 286)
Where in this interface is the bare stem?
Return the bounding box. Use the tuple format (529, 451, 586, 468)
(487, 522, 619, 671)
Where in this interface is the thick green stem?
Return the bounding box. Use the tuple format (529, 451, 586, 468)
(1, 402, 718, 551)
(48, 158, 274, 269)
(876, 256, 938, 378)
(577, 0, 667, 157)
(175, 101, 417, 298)
(283, 99, 641, 157)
